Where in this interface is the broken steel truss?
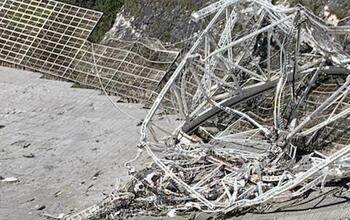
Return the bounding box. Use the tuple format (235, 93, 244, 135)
(137, 0, 350, 214)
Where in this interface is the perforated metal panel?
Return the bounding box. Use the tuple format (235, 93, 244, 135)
(0, 0, 102, 74)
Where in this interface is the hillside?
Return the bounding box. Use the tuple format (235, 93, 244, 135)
(59, 0, 350, 44)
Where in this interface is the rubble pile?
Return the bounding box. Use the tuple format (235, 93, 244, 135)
(64, 0, 350, 219)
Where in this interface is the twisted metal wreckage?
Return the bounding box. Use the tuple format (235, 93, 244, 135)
(56, 0, 350, 218)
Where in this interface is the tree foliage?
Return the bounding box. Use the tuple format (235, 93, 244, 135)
(60, 0, 124, 43)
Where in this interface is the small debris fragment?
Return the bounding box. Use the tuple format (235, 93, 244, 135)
(23, 143, 31, 148)
(167, 209, 177, 218)
(11, 140, 31, 148)
(35, 205, 46, 211)
(40, 212, 64, 219)
(86, 184, 94, 193)
(54, 191, 62, 197)
(26, 198, 35, 203)
(23, 153, 35, 158)
(92, 170, 102, 180)
(1, 177, 19, 183)
(136, 120, 143, 126)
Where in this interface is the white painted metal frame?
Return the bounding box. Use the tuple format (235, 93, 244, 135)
(139, 0, 350, 213)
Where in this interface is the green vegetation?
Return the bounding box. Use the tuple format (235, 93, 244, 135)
(180, 0, 199, 11)
(124, 1, 141, 17)
(161, 31, 171, 42)
(284, 0, 349, 19)
(285, 0, 325, 16)
(58, 0, 349, 44)
(72, 82, 81, 88)
(60, 0, 124, 43)
(329, 4, 350, 20)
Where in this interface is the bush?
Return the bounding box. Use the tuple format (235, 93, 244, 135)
(59, 0, 124, 43)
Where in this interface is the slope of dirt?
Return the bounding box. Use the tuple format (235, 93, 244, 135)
(104, 0, 350, 45)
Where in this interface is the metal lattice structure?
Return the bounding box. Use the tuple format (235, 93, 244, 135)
(132, 0, 350, 215)
(0, 0, 179, 103)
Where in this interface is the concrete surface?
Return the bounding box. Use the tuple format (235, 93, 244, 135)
(0, 67, 148, 219)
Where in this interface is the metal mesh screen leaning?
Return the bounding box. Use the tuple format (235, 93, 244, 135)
(0, 0, 179, 102)
(0, 0, 102, 74)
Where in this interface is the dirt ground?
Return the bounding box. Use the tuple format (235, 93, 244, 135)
(1, 67, 350, 220)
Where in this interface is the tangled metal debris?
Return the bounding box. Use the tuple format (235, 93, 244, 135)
(69, 0, 350, 219)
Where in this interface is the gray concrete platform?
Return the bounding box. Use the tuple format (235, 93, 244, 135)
(0, 67, 148, 219)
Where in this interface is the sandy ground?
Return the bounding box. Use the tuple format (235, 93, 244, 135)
(0, 67, 149, 219)
(1, 67, 350, 220)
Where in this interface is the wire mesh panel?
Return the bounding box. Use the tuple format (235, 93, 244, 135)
(0, 0, 102, 75)
(0, 0, 180, 102)
(65, 41, 178, 102)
